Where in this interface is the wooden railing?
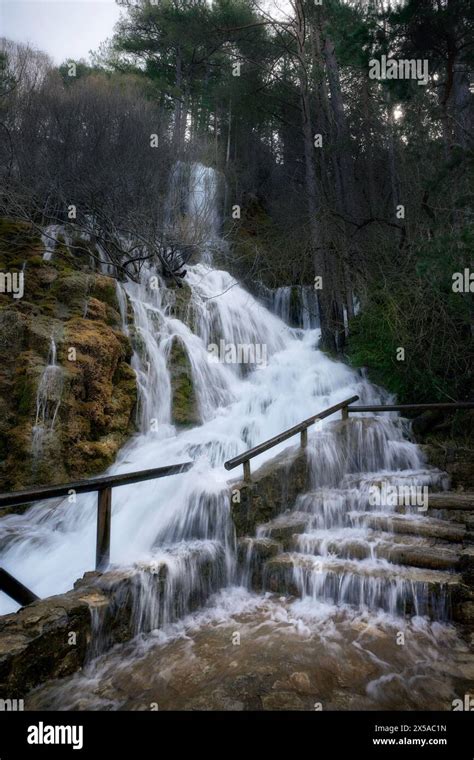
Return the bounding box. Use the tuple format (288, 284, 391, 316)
(346, 402, 474, 414)
(224, 395, 360, 482)
(0, 462, 192, 605)
(1, 399, 472, 606)
(224, 398, 474, 482)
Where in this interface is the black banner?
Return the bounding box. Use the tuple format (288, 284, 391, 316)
(0, 711, 472, 758)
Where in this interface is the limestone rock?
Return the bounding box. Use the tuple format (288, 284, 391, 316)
(0, 220, 137, 489)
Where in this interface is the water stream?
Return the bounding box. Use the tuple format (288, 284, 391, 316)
(0, 163, 466, 710)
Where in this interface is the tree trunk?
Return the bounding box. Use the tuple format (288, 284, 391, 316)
(293, 0, 342, 352)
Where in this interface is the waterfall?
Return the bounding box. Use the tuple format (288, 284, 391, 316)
(187, 163, 221, 240)
(0, 163, 449, 651)
(31, 338, 63, 459)
(41, 224, 72, 262)
(115, 281, 129, 335)
(264, 285, 320, 328)
(301, 285, 319, 329)
(272, 286, 291, 324)
(166, 161, 222, 249)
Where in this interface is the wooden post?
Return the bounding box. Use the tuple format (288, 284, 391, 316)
(300, 427, 308, 447)
(0, 568, 39, 606)
(341, 405, 349, 421)
(96, 487, 112, 571)
(243, 460, 251, 483)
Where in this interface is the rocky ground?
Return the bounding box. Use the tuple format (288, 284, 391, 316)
(25, 589, 474, 711)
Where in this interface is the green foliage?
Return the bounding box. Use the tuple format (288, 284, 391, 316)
(348, 228, 474, 404)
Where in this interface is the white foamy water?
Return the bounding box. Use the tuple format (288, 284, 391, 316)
(0, 164, 449, 631)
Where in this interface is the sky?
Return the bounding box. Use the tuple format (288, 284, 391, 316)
(1, 0, 123, 64)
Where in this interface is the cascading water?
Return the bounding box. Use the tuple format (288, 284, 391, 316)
(0, 163, 456, 669)
(31, 338, 64, 459)
(41, 224, 72, 262)
(262, 284, 320, 328)
(272, 286, 291, 324)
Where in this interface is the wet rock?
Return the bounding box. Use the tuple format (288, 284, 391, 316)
(0, 558, 212, 699)
(377, 543, 460, 571)
(289, 671, 312, 693)
(167, 281, 193, 326)
(168, 336, 200, 426)
(237, 537, 280, 589)
(258, 512, 309, 547)
(0, 588, 101, 699)
(230, 444, 310, 536)
(420, 443, 474, 490)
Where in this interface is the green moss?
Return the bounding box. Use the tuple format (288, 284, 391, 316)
(168, 337, 199, 426)
(168, 282, 193, 326)
(90, 276, 118, 310)
(0, 219, 42, 262)
(16, 375, 35, 415)
(0, 220, 138, 489)
(29, 256, 47, 267)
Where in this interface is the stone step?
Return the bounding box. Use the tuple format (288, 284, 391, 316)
(256, 511, 312, 545)
(428, 492, 474, 511)
(237, 537, 281, 588)
(263, 551, 460, 618)
(294, 528, 461, 571)
(341, 468, 450, 493)
(349, 511, 466, 543)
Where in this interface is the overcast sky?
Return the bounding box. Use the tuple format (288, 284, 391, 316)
(1, 0, 123, 64)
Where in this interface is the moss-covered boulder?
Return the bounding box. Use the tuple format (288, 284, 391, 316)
(0, 219, 137, 490)
(167, 281, 193, 326)
(168, 336, 199, 426)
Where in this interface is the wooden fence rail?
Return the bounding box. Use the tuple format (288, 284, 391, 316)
(0, 462, 192, 604)
(224, 395, 360, 481)
(224, 398, 474, 483)
(1, 398, 472, 607)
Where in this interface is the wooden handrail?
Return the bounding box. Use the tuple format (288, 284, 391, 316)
(224, 396, 359, 481)
(0, 462, 193, 510)
(224, 398, 473, 483)
(0, 462, 193, 597)
(346, 402, 474, 413)
(0, 568, 39, 607)
(2, 398, 470, 607)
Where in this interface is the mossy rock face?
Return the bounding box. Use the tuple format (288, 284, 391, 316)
(166, 281, 193, 327)
(90, 275, 120, 310)
(0, 219, 43, 265)
(0, 218, 138, 489)
(84, 297, 107, 322)
(231, 445, 311, 537)
(168, 336, 200, 427)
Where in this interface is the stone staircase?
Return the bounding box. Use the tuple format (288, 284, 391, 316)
(237, 479, 474, 624)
